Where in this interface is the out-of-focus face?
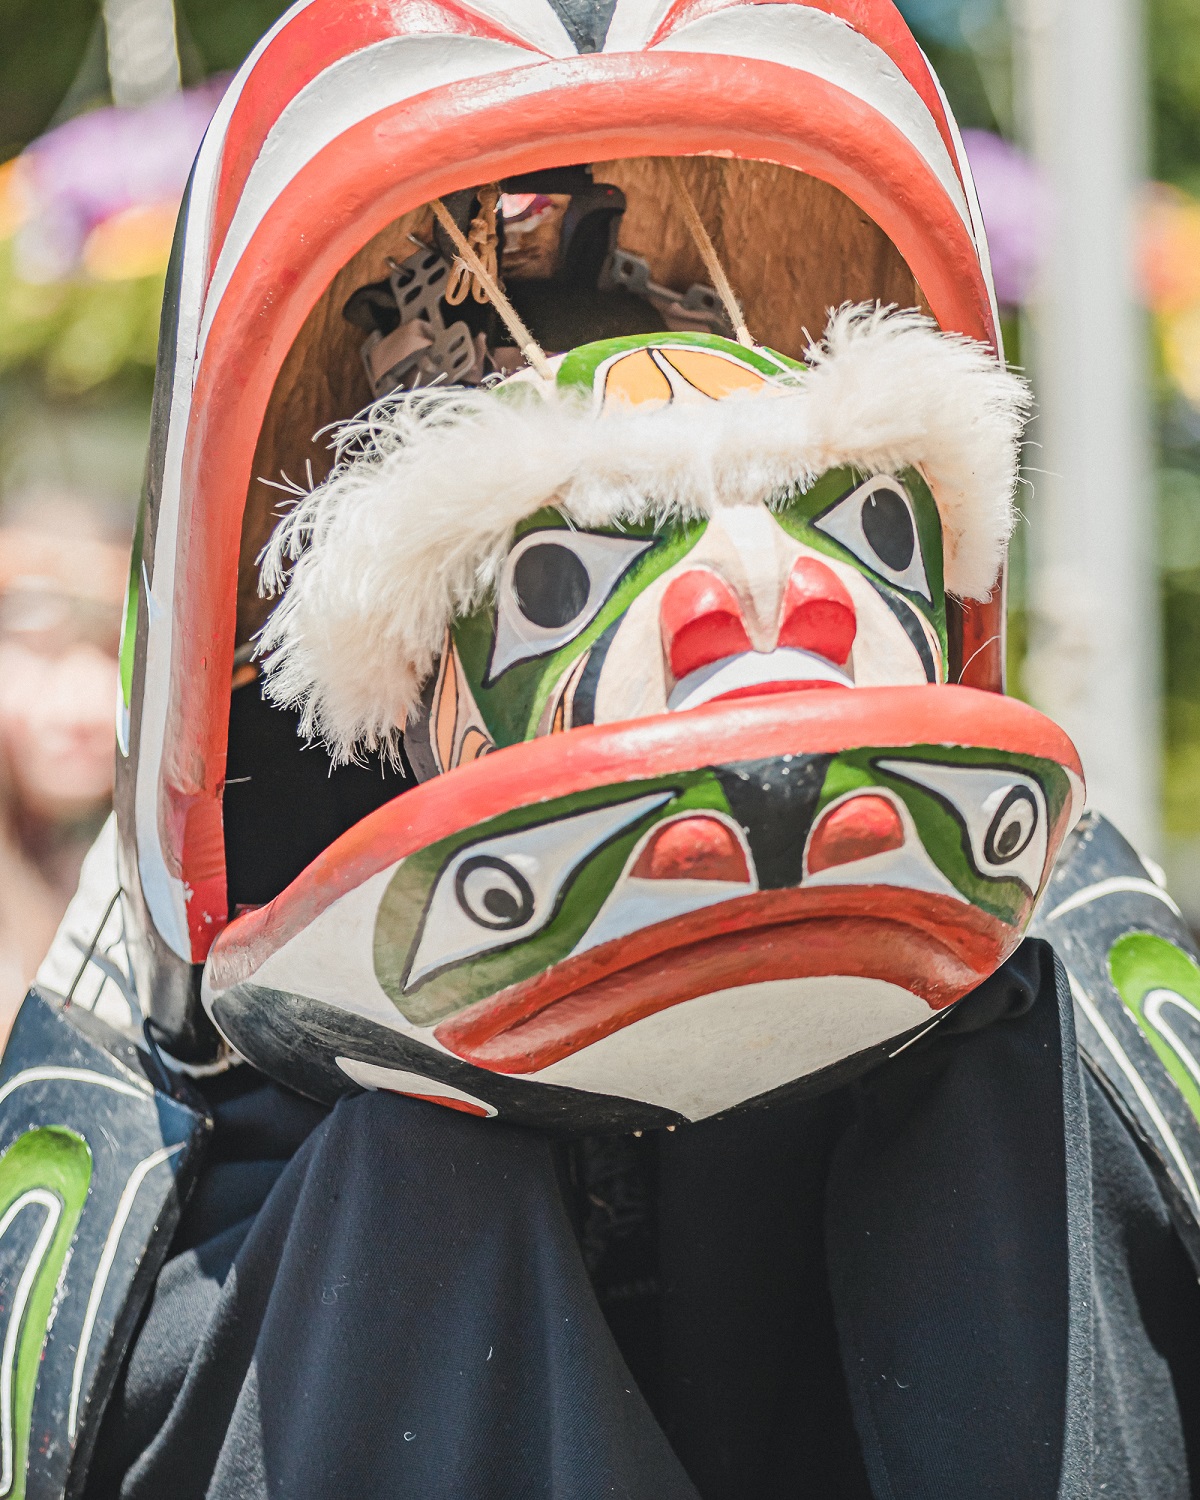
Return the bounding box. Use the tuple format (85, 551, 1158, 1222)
(409, 338, 946, 775)
(0, 585, 118, 822)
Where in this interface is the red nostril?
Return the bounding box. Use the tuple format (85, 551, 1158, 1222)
(778, 557, 857, 666)
(807, 794, 905, 874)
(661, 568, 753, 682)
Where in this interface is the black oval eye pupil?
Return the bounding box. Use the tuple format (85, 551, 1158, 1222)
(483, 887, 521, 921)
(455, 855, 535, 930)
(861, 488, 915, 573)
(983, 788, 1037, 866)
(513, 543, 591, 629)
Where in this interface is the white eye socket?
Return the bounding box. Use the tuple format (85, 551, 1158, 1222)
(487, 528, 654, 682)
(402, 792, 671, 990)
(455, 856, 535, 930)
(876, 760, 1050, 894)
(813, 476, 932, 601)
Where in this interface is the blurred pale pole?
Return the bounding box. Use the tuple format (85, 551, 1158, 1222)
(1013, 0, 1160, 853)
(103, 0, 181, 107)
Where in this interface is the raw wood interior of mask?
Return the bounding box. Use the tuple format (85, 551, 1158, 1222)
(237, 155, 926, 646)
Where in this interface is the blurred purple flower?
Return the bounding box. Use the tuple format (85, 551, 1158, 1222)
(16, 79, 225, 281)
(962, 128, 1047, 309)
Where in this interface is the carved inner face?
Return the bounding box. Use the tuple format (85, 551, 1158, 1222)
(410, 338, 947, 777)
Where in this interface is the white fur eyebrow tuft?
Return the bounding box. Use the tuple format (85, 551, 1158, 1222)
(256, 304, 1031, 764)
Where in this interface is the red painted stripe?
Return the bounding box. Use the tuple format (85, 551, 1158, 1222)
(210, 0, 545, 269)
(170, 49, 1001, 956)
(646, 0, 961, 176)
(204, 683, 1080, 982)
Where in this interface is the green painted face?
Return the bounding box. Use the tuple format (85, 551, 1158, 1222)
(404, 333, 948, 778)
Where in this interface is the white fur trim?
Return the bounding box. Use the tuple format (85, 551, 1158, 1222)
(259, 305, 1030, 763)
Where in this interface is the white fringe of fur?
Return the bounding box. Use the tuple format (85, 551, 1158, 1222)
(258, 304, 1031, 764)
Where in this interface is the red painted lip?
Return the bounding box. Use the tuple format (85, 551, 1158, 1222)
(433, 884, 1017, 1075)
(206, 685, 1082, 995)
(700, 679, 848, 705)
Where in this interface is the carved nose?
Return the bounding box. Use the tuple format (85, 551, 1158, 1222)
(777, 556, 857, 666)
(660, 568, 752, 682)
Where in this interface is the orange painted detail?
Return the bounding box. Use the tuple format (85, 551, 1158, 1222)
(807, 794, 905, 873)
(660, 346, 769, 398)
(434, 885, 1012, 1073)
(630, 815, 751, 882)
(603, 347, 673, 407)
(777, 555, 857, 664)
(661, 567, 752, 680)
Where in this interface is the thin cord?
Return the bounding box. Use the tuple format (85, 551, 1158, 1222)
(430, 197, 555, 381)
(665, 158, 755, 348)
(444, 183, 500, 306)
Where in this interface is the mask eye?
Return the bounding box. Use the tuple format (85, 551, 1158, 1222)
(403, 792, 671, 990)
(876, 760, 1049, 894)
(487, 528, 654, 682)
(813, 476, 932, 601)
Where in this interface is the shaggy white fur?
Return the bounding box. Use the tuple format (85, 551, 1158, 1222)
(258, 304, 1031, 764)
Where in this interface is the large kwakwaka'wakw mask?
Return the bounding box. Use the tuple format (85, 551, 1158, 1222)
(196, 313, 1083, 1127)
(109, 0, 1084, 1128)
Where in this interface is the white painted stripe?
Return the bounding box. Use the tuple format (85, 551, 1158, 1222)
(0, 1191, 61, 1497)
(1069, 971, 1200, 1216)
(603, 0, 673, 52)
(1044, 876, 1184, 925)
(68, 1144, 183, 1440)
(0, 1067, 151, 1110)
(1144, 989, 1200, 1101)
(922, 47, 1002, 340)
(651, 6, 971, 230)
(337, 1057, 498, 1115)
(200, 34, 535, 353)
(458, 0, 577, 57)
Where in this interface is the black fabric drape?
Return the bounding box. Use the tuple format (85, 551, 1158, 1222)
(84, 945, 1200, 1499)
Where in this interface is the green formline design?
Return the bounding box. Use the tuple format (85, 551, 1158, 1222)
(1109, 932, 1200, 1126)
(0, 1128, 92, 1500)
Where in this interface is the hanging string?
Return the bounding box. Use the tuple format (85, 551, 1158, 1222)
(430, 195, 554, 381)
(444, 183, 500, 305)
(664, 158, 755, 348)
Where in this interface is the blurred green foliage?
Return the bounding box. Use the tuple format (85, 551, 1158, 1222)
(1150, 0, 1200, 193)
(0, 0, 292, 161)
(0, 244, 163, 396)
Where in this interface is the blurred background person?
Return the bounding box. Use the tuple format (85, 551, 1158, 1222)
(0, 505, 125, 1033)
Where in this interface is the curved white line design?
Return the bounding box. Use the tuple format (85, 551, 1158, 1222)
(1069, 972, 1200, 1216)
(1143, 988, 1200, 1100)
(0, 1068, 150, 1112)
(199, 34, 535, 352)
(1044, 877, 1183, 925)
(67, 1143, 183, 1440)
(336, 1058, 498, 1115)
(0, 1190, 61, 1497)
(651, 6, 970, 228)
